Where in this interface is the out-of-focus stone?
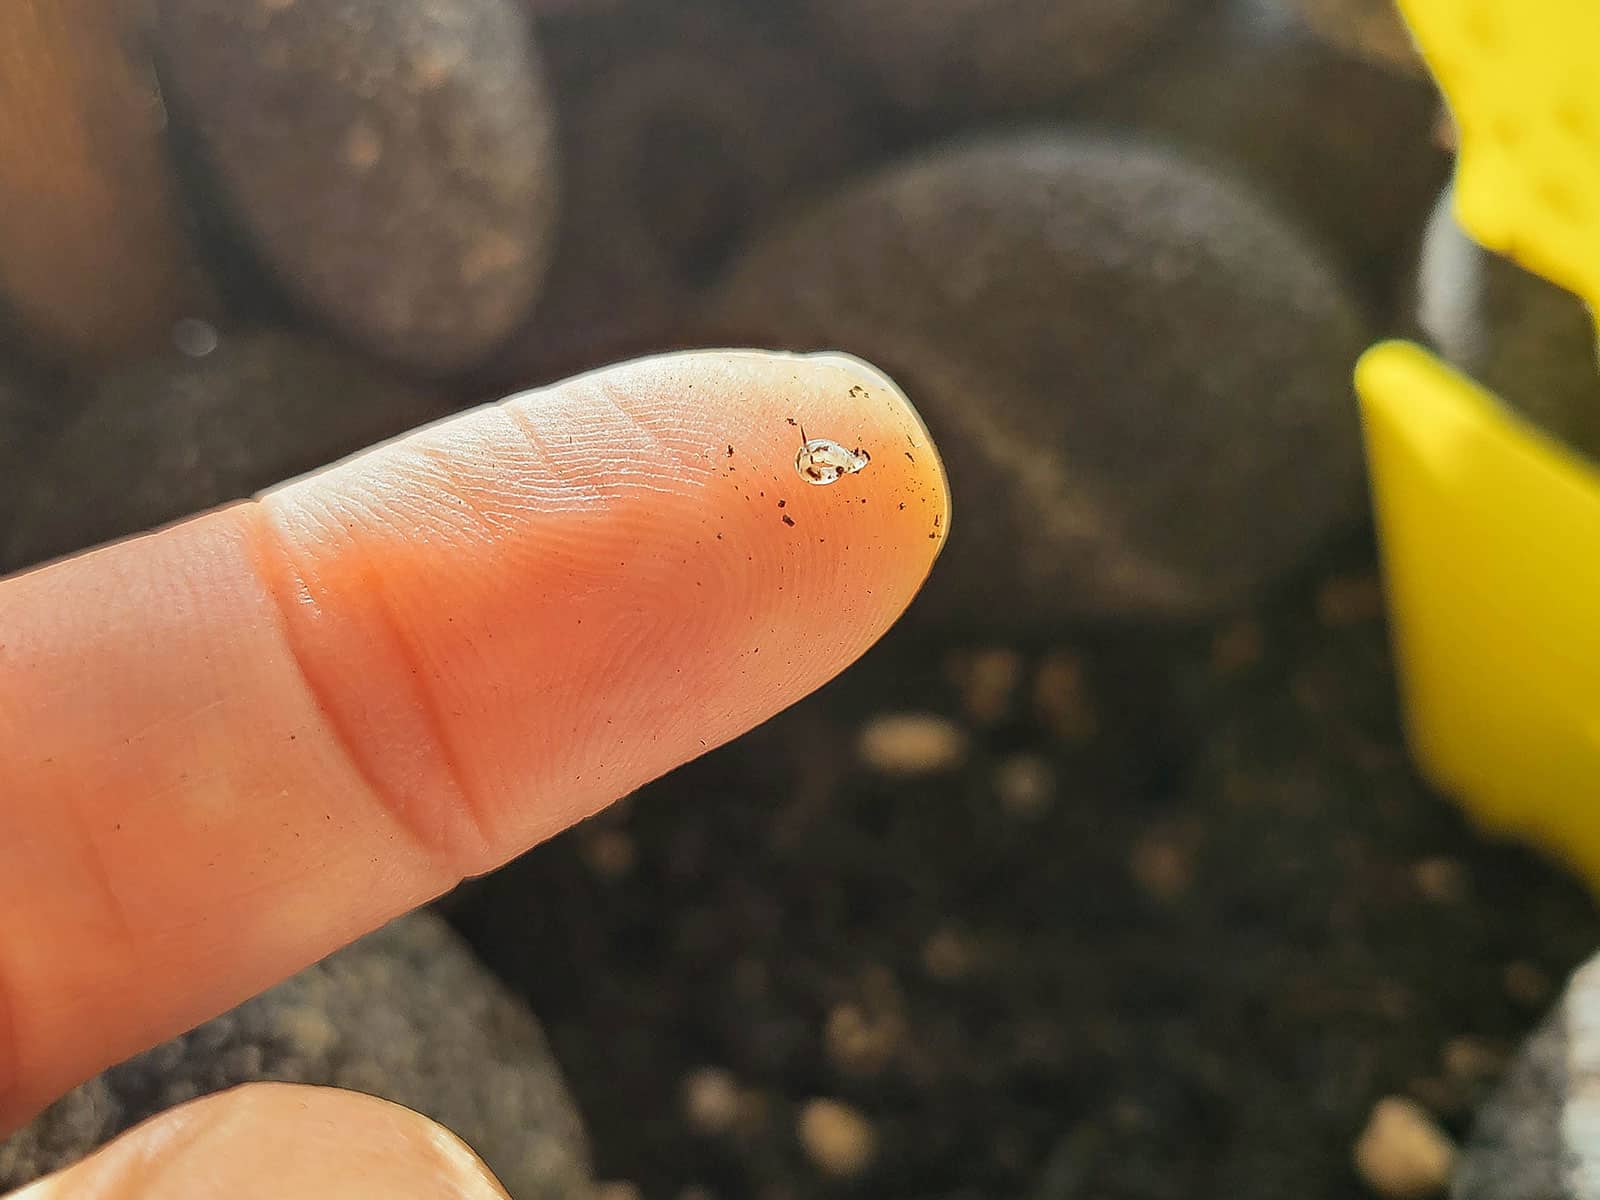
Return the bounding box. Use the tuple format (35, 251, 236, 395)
(0, 367, 62, 552)
(825, 1000, 905, 1077)
(0, 0, 216, 361)
(797, 1098, 877, 1178)
(711, 134, 1372, 629)
(803, 0, 1196, 117)
(154, 0, 558, 375)
(0, 912, 593, 1199)
(1411, 185, 1600, 464)
(1083, 0, 1448, 297)
(2, 329, 452, 572)
(857, 713, 968, 775)
(1276, 0, 1424, 75)
(482, 2, 882, 390)
(1447, 953, 1600, 1199)
(1352, 1096, 1456, 1198)
(947, 647, 1024, 725)
(681, 1067, 743, 1136)
(993, 754, 1056, 820)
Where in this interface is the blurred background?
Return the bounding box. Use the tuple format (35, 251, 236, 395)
(4, 0, 1600, 1197)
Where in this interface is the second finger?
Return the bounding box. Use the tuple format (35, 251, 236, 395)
(5, 1083, 509, 1200)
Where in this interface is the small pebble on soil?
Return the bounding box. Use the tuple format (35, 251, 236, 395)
(1353, 1096, 1457, 1199)
(797, 1099, 877, 1178)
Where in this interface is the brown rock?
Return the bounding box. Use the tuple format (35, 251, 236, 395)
(825, 1002, 905, 1077)
(993, 755, 1055, 820)
(857, 713, 968, 775)
(1352, 1096, 1456, 1198)
(3, 328, 452, 572)
(681, 1067, 743, 1136)
(0, 0, 215, 361)
(711, 134, 1372, 628)
(1034, 652, 1098, 744)
(797, 1098, 877, 1177)
(153, 0, 558, 374)
(947, 647, 1023, 725)
(1083, 0, 1448, 298)
(803, 0, 1195, 117)
(482, 2, 881, 388)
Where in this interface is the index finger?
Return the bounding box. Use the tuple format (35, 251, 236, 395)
(0, 349, 950, 1132)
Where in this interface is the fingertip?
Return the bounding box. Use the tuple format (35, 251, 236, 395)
(806, 347, 953, 569)
(789, 347, 953, 555)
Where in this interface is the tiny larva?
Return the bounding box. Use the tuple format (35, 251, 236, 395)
(794, 423, 871, 486)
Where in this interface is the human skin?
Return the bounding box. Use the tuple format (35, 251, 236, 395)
(0, 348, 950, 1198)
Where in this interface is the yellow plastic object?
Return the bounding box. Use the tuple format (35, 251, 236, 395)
(1396, 1, 1600, 309)
(1357, 0, 1600, 884)
(1357, 344, 1600, 882)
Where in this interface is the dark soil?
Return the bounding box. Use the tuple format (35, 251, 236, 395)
(444, 529, 1600, 1199)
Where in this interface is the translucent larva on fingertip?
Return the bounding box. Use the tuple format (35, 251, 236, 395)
(794, 422, 871, 486)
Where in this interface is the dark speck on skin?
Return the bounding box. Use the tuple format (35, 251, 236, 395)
(778, 499, 786, 508)
(782, 513, 796, 527)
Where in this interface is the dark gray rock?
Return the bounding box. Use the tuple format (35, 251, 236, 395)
(480, 1, 884, 389)
(0, 911, 593, 1199)
(1082, 0, 1448, 298)
(0, 368, 63, 554)
(1411, 186, 1600, 465)
(2, 328, 453, 573)
(1276, 0, 1425, 75)
(1452, 955, 1594, 1200)
(153, 0, 559, 375)
(802, 0, 1195, 117)
(708, 133, 1373, 629)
